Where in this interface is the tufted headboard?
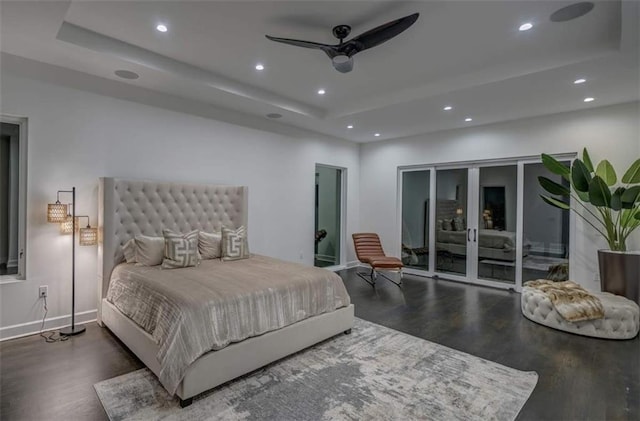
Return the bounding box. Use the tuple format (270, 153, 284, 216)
(97, 178, 248, 321)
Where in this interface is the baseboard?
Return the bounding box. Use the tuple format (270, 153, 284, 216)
(0, 309, 98, 342)
(345, 260, 363, 268)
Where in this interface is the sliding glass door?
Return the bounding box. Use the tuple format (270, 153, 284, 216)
(401, 170, 431, 270)
(476, 164, 518, 285)
(399, 155, 573, 290)
(435, 168, 468, 277)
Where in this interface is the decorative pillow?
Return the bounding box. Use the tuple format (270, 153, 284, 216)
(162, 229, 200, 269)
(437, 219, 444, 231)
(452, 217, 466, 232)
(442, 219, 453, 231)
(123, 239, 137, 263)
(199, 231, 222, 259)
(221, 226, 250, 261)
(134, 235, 165, 266)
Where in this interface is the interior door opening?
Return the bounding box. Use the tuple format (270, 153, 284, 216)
(314, 165, 342, 268)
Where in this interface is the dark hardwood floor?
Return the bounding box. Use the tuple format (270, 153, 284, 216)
(1, 269, 638, 420)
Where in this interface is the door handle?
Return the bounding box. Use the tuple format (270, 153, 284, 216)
(473, 228, 477, 242)
(467, 229, 471, 242)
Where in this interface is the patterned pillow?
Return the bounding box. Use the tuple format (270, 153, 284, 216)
(162, 229, 200, 269)
(221, 226, 250, 261)
(199, 231, 222, 259)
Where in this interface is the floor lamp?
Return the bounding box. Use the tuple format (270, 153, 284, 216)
(47, 187, 98, 336)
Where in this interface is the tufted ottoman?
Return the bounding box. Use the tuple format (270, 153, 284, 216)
(521, 286, 640, 340)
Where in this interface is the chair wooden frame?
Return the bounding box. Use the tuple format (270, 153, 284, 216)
(352, 233, 403, 287)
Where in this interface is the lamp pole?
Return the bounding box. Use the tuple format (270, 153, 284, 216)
(59, 187, 85, 336)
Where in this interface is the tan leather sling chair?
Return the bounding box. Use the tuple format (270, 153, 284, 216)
(352, 233, 403, 287)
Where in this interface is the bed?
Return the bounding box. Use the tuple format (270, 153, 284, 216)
(97, 178, 354, 406)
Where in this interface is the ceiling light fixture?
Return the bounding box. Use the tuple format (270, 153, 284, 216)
(583, 97, 595, 102)
(317, 89, 326, 95)
(266, 113, 282, 119)
(465, 118, 473, 122)
(347, 125, 354, 129)
(255, 64, 264, 71)
(374, 133, 381, 137)
(573, 78, 586, 84)
(519, 22, 533, 31)
(156, 24, 168, 33)
(443, 106, 453, 111)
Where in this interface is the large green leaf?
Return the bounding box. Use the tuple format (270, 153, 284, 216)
(542, 154, 570, 181)
(540, 195, 570, 210)
(588, 176, 612, 207)
(595, 160, 617, 186)
(572, 159, 592, 192)
(611, 188, 623, 211)
(636, 212, 640, 220)
(621, 185, 640, 208)
(582, 148, 594, 173)
(538, 176, 570, 196)
(622, 159, 640, 184)
(576, 190, 590, 203)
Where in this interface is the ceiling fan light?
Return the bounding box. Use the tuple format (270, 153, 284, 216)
(332, 55, 353, 73)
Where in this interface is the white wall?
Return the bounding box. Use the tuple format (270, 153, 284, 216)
(360, 102, 640, 290)
(0, 71, 360, 339)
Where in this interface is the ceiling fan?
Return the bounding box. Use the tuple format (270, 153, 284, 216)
(265, 12, 419, 73)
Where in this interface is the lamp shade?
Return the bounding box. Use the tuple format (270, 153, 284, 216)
(456, 208, 463, 215)
(79, 226, 98, 246)
(47, 202, 68, 222)
(60, 216, 80, 235)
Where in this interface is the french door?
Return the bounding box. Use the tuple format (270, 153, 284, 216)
(399, 156, 572, 291)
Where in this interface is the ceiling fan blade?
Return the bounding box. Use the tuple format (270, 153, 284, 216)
(348, 12, 419, 53)
(266, 35, 333, 50)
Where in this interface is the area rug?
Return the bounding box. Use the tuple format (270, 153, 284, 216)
(95, 319, 537, 421)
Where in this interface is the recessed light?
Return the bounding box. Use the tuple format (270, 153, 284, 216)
(347, 125, 354, 129)
(255, 64, 264, 71)
(583, 97, 595, 102)
(573, 78, 586, 84)
(114, 70, 139, 80)
(374, 133, 381, 137)
(156, 24, 168, 33)
(519, 22, 533, 31)
(317, 89, 326, 95)
(550, 2, 594, 22)
(464, 118, 473, 122)
(443, 106, 453, 111)
(266, 113, 282, 119)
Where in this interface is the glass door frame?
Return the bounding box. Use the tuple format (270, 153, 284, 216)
(397, 153, 576, 292)
(397, 166, 436, 277)
(315, 163, 347, 271)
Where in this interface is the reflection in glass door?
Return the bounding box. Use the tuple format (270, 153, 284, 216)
(476, 165, 518, 284)
(435, 168, 468, 276)
(314, 165, 342, 268)
(522, 161, 570, 282)
(401, 170, 431, 270)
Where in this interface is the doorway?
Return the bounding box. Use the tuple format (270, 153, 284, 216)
(314, 165, 344, 268)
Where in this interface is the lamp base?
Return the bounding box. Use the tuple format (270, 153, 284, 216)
(60, 324, 86, 336)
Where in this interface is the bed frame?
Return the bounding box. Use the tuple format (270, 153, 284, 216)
(97, 178, 354, 406)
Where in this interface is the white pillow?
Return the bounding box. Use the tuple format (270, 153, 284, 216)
(199, 231, 222, 259)
(134, 235, 165, 266)
(123, 239, 137, 263)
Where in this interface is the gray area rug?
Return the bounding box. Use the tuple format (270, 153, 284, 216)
(95, 319, 537, 421)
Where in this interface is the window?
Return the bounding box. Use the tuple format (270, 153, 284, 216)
(0, 116, 27, 280)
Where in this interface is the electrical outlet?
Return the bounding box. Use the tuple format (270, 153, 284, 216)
(39, 285, 48, 298)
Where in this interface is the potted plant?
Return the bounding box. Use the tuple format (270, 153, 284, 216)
(538, 148, 640, 304)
